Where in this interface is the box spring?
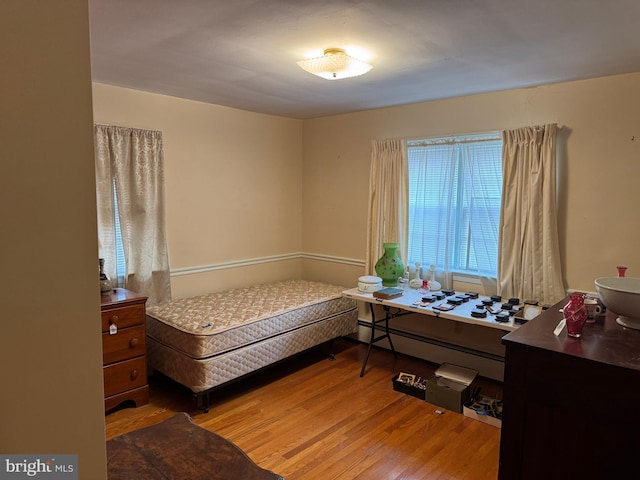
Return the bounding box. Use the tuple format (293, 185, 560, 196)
(146, 280, 358, 396)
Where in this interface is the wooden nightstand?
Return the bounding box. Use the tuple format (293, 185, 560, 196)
(101, 288, 149, 412)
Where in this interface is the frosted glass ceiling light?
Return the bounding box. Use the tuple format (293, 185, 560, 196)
(297, 48, 372, 80)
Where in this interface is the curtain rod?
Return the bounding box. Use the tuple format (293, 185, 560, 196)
(408, 136, 501, 147)
(408, 124, 564, 147)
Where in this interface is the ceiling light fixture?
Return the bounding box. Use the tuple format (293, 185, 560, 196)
(297, 48, 373, 80)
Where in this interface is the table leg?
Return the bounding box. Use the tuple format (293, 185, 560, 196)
(386, 308, 398, 359)
(360, 303, 377, 377)
(360, 303, 398, 377)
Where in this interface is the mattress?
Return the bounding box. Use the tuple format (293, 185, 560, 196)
(146, 280, 357, 360)
(147, 308, 357, 393)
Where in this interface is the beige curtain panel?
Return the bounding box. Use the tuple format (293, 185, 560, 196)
(365, 139, 409, 276)
(95, 124, 172, 305)
(498, 124, 565, 305)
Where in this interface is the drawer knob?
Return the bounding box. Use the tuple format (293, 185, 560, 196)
(129, 338, 139, 348)
(130, 369, 138, 380)
(110, 315, 119, 325)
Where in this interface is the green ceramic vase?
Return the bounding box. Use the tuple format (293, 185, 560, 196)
(374, 242, 405, 287)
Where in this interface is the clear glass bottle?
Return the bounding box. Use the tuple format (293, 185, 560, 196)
(428, 264, 442, 292)
(397, 269, 410, 290)
(409, 262, 423, 289)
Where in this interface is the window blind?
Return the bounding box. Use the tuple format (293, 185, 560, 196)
(407, 133, 502, 276)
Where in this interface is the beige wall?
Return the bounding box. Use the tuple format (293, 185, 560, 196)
(0, 0, 107, 477)
(301, 74, 640, 378)
(2, 1, 634, 467)
(303, 73, 640, 293)
(93, 73, 640, 297)
(90, 52, 640, 381)
(92, 84, 303, 299)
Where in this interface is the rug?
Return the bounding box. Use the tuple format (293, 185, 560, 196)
(107, 412, 284, 480)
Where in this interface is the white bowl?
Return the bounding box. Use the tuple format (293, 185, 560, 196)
(358, 275, 383, 293)
(594, 277, 640, 329)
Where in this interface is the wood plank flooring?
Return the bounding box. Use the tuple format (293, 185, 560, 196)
(105, 339, 503, 480)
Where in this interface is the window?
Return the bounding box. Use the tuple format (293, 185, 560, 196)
(112, 180, 127, 286)
(407, 133, 503, 277)
(95, 124, 171, 305)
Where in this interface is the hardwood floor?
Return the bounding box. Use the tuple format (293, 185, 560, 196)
(105, 339, 503, 480)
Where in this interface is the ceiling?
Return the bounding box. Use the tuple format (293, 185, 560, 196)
(88, 0, 640, 120)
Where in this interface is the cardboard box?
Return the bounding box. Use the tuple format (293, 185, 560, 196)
(463, 395, 502, 428)
(392, 373, 426, 400)
(425, 363, 477, 413)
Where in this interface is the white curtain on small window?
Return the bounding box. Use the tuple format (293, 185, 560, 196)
(95, 124, 171, 305)
(365, 139, 408, 276)
(498, 124, 565, 305)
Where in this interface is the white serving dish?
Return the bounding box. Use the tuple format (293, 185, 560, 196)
(358, 275, 383, 293)
(594, 277, 640, 330)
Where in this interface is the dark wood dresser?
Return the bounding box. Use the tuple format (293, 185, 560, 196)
(101, 288, 149, 412)
(499, 297, 640, 479)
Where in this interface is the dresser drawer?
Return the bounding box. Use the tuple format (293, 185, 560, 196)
(102, 326, 146, 365)
(101, 304, 145, 333)
(103, 357, 147, 398)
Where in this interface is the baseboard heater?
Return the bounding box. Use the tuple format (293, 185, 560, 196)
(357, 319, 505, 363)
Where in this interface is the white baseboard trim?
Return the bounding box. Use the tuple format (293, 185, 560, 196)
(170, 252, 365, 277)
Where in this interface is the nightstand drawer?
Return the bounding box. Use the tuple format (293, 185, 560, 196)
(103, 357, 147, 397)
(101, 288, 148, 412)
(102, 326, 146, 365)
(101, 304, 145, 332)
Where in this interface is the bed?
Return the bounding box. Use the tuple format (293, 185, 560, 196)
(146, 280, 358, 411)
